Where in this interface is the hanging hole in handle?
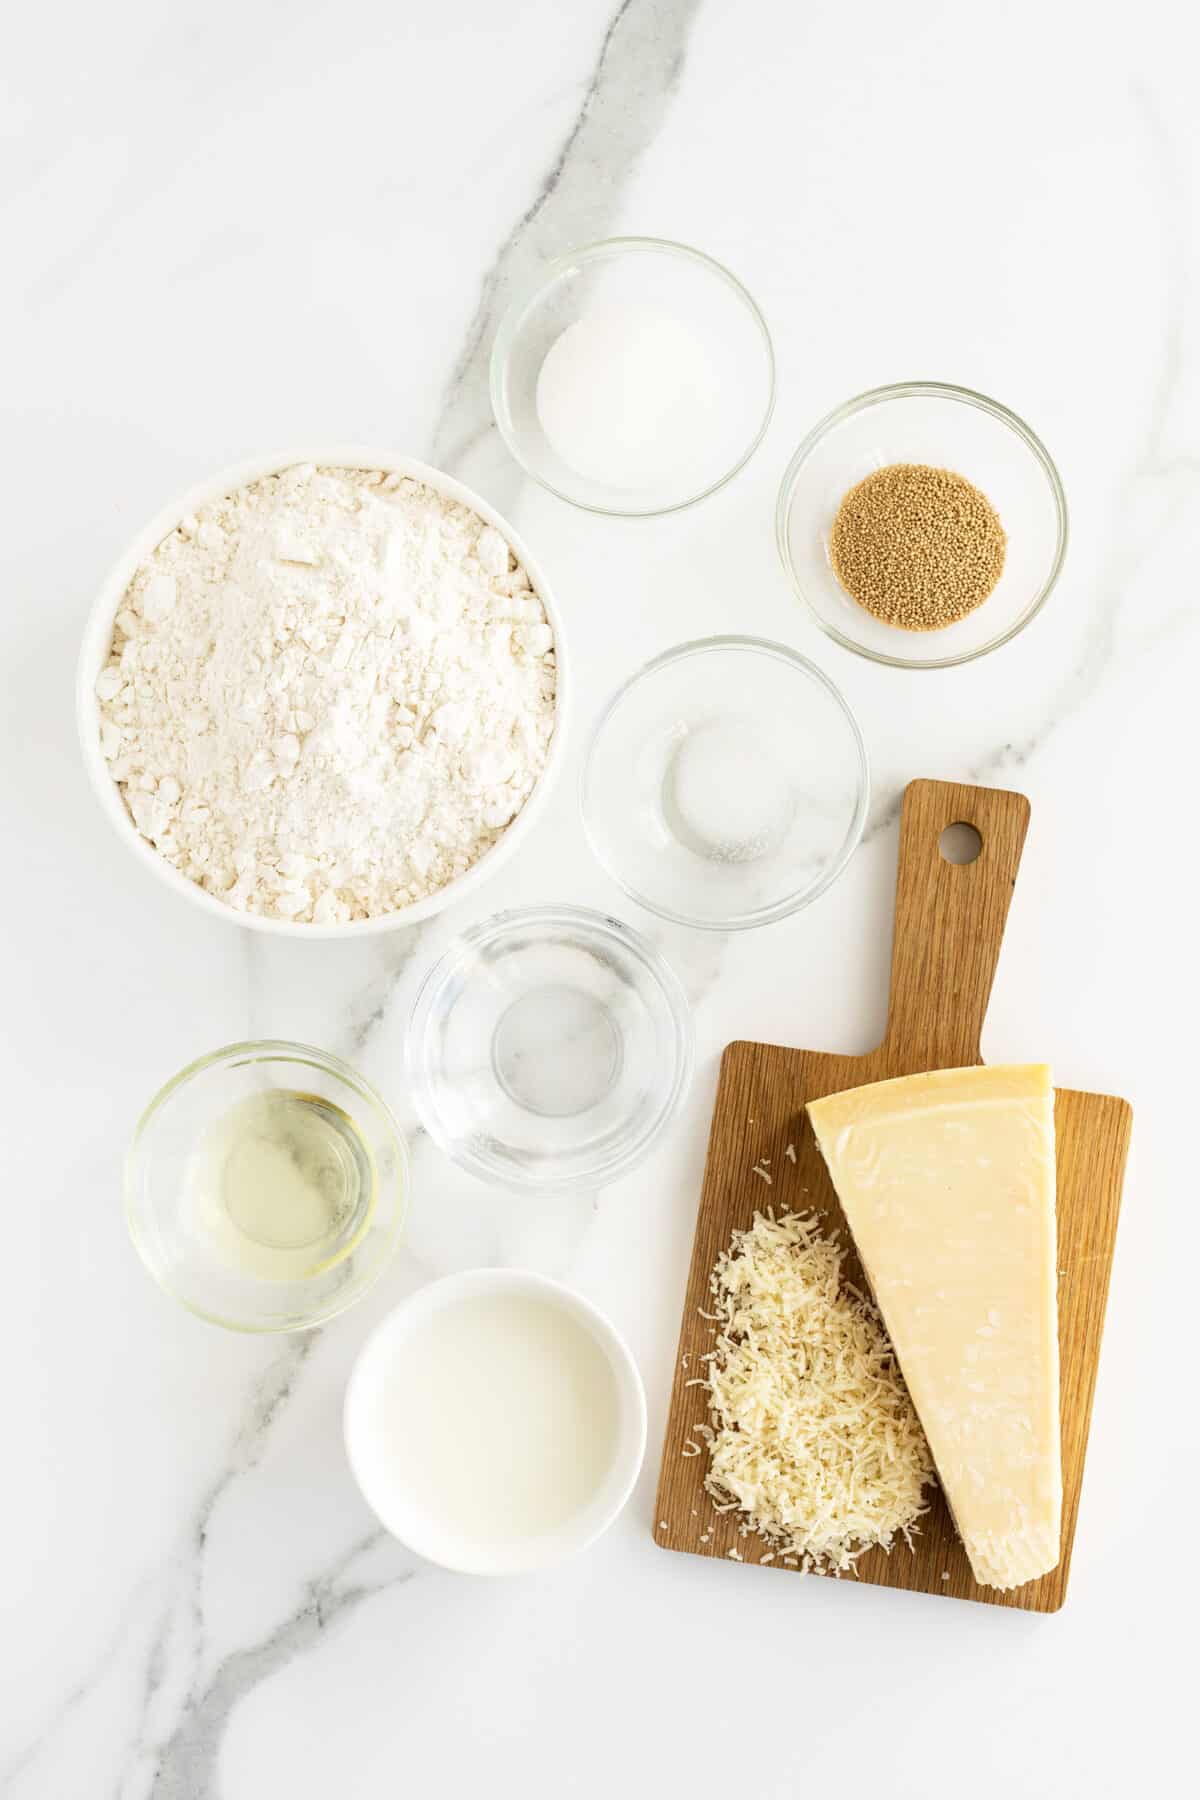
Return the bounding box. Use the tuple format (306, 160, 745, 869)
(939, 821, 983, 865)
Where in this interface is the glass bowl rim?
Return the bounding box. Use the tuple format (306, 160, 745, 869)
(489, 235, 777, 518)
(580, 634, 871, 931)
(774, 379, 1069, 671)
(406, 902, 695, 1191)
(125, 1038, 410, 1333)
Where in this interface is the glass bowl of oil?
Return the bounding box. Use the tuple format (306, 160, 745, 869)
(126, 1041, 409, 1332)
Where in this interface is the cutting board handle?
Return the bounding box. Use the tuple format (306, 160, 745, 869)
(880, 778, 1031, 1070)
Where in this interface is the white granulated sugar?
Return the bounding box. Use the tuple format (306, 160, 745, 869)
(97, 465, 557, 923)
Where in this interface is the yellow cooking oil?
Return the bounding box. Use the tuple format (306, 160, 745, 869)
(192, 1089, 375, 1282)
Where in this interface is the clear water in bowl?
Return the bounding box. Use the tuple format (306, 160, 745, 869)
(492, 983, 623, 1119)
(407, 907, 693, 1191)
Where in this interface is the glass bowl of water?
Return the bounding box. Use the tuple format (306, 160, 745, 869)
(581, 637, 870, 931)
(406, 906, 693, 1191)
(126, 1042, 408, 1332)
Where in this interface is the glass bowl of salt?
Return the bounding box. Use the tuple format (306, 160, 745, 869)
(581, 636, 869, 931)
(490, 237, 775, 516)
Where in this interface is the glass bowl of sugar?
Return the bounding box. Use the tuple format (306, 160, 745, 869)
(490, 238, 775, 516)
(581, 637, 870, 931)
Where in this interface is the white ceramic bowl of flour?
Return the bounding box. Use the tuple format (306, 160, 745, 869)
(76, 448, 570, 936)
(344, 1268, 647, 1574)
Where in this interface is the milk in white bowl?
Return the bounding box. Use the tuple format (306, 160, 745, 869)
(344, 1269, 647, 1574)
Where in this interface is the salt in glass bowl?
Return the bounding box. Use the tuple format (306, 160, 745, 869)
(126, 1041, 408, 1332)
(406, 905, 693, 1191)
(581, 636, 869, 931)
(490, 237, 775, 517)
(775, 381, 1068, 670)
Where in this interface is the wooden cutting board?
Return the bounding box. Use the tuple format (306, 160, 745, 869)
(655, 778, 1132, 1612)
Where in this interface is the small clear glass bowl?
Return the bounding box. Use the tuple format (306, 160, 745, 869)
(581, 636, 869, 931)
(490, 237, 775, 516)
(126, 1042, 408, 1332)
(407, 906, 693, 1191)
(776, 381, 1068, 670)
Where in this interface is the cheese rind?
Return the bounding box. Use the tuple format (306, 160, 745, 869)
(807, 1064, 1061, 1592)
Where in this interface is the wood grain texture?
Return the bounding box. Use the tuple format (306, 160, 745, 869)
(654, 779, 1132, 1612)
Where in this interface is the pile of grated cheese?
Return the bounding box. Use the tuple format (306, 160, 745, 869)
(700, 1209, 934, 1574)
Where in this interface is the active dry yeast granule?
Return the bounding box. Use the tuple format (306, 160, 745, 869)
(829, 462, 1007, 631)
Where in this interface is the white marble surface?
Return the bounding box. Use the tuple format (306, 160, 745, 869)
(3, 1, 1196, 1794)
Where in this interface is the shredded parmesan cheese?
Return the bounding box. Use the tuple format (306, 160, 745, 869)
(699, 1209, 934, 1575)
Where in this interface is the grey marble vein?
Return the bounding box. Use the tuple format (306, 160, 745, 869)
(134, 1535, 408, 1800)
(0, 1577, 158, 1795)
(645, 920, 730, 1015)
(3, 1339, 316, 1798)
(239, 0, 704, 1060)
(236, 917, 428, 1065)
(4, 7, 706, 1795)
(237, 928, 265, 1044)
(111, 1336, 323, 1795)
(861, 787, 905, 849)
(431, 0, 704, 480)
(850, 88, 1197, 851)
(960, 87, 1193, 800)
(341, 927, 430, 1061)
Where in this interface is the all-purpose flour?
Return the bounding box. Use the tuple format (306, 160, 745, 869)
(96, 465, 557, 923)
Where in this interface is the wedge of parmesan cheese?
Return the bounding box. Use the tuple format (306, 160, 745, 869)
(808, 1064, 1062, 1591)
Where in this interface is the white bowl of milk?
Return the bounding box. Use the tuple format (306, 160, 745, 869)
(344, 1269, 648, 1574)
